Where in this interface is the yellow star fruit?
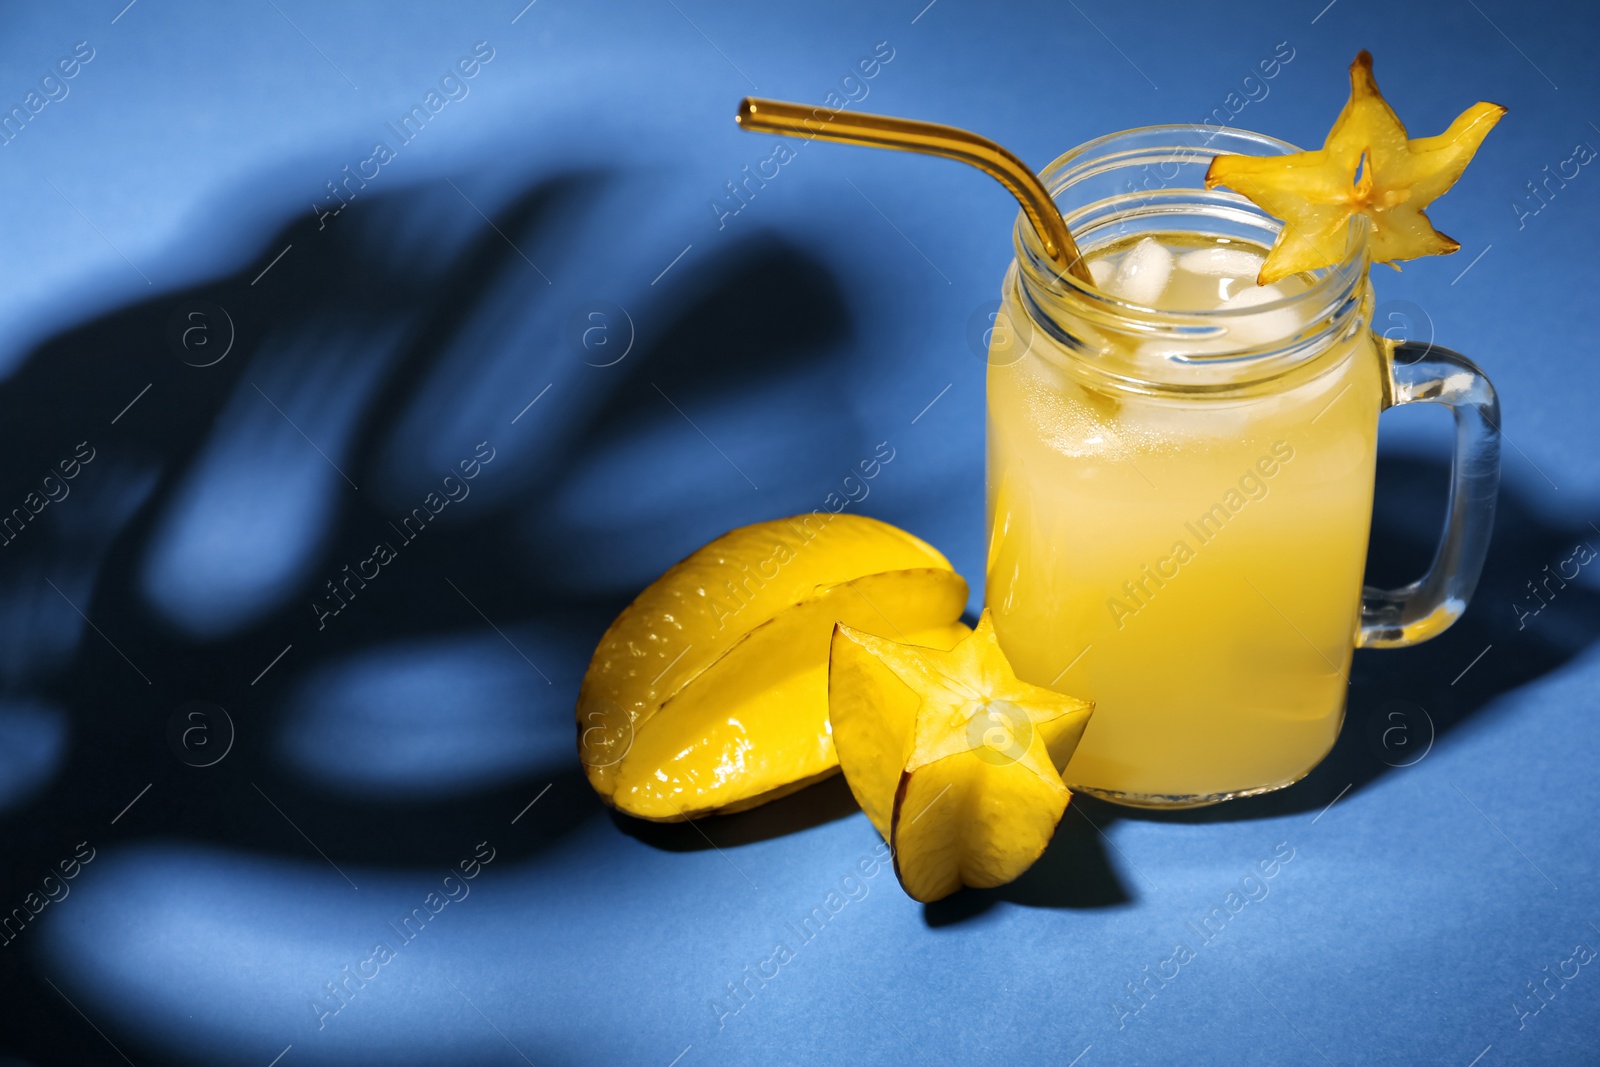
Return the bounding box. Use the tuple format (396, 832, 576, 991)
(577, 514, 971, 822)
(829, 611, 1094, 903)
(1205, 50, 1505, 284)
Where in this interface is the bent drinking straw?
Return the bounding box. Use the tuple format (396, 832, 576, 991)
(735, 97, 1094, 285)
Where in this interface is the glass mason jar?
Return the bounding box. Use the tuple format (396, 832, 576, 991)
(984, 126, 1500, 808)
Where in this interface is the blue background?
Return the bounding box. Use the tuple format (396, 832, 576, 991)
(0, 1, 1596, 1064)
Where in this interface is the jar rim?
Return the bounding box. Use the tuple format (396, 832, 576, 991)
(1009, 124, 1371, 391)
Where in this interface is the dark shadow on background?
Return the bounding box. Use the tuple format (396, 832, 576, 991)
(513, 233, 858, 597)
(0, 165, 866, 1066)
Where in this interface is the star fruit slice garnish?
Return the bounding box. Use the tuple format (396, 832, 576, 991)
(828, 610, 1093, 903)
(1205, 50, 1505, 285)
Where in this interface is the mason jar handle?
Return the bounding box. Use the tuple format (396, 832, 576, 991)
(1358, 339, 1501, 649)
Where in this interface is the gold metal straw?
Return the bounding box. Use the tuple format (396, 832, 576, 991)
(736, 97, 1093, 284)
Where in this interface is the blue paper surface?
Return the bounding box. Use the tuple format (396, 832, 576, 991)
(0, 1, 1596, 1064)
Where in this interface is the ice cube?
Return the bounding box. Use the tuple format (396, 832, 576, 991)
(1222, 283, 1301, 346)
(1107, 237, 1173, 306)
(1177, 246, 1264, 279)
(1224, 283, 1284, 306)
(1088, 259, 1113, 290)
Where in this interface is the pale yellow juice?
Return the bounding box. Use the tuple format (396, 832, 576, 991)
(986, 234, 1382, 803)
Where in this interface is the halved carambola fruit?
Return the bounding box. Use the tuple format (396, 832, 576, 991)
(1205, 50, 1504, 284)
(577, 514, 969, 821)
(829, 612, 1093, 903)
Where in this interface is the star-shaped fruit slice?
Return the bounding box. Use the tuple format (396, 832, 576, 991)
(828, 610, 1093, 903)
(1205, 50, 1505, 284)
